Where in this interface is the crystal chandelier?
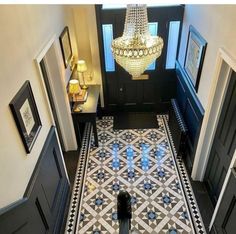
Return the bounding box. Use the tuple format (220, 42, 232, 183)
(111, 4, 164, 78)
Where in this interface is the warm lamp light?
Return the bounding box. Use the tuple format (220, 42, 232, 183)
(69, 79, 82, 112)
(77, 60, 88, 89)
(77, 60, 87, 72)
(69, 79, 80, 94)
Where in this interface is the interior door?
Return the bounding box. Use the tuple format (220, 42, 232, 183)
(212, 168, 236, 233)
(96, 5, 184, 112)
(205, 71, 236, 205)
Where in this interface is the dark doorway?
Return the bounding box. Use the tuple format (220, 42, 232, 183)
(40, 59, 65, 151)
(205, 71, 236, 206)
(96, 5, 184, 113)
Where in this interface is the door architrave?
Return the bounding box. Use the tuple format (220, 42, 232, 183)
(189, 47, 236, 231)
(34, 35, 77, 152)
(192, 48, 236, 181)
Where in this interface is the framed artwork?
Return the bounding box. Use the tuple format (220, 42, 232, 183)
(9, 81, 42, 154)
(184, 25, 207, 92)
(59, 26, 72, 68)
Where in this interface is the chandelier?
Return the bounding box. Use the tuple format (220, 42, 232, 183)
(111, 4, 164, 78)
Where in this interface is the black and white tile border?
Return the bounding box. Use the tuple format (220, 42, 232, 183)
(161, 115, 206, 234)
(65, 123, 92, 234)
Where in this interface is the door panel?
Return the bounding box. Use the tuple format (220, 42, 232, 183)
(107, 82, 119, 106)
(216, 168, 227, 196)
(212, 169, 236, 233)
(40, 149, 62, 212)
(123, 82, 139, 106)
(0, 127, 69, 234)
(205, 71, 236, 205)
(96, 5, 184, 112)
(143, 82, 157, 104)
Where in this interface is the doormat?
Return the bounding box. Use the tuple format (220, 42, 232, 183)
(113, 112, 158, 129)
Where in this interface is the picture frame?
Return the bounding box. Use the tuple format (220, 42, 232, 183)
(9, 81, 42, 154)
(59, 26, 73, 68)
(184, 25, 207, 92)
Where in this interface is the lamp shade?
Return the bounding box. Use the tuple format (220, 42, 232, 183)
(77, 60, 87, 72)
(69, 79, 80, 94)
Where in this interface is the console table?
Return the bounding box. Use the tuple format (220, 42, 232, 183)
(71, 85, 100, 147)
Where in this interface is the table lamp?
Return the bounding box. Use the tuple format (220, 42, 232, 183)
(77, 60, 88, 90)
(69, 79, 82, 112)
(69, 79, 81, 100)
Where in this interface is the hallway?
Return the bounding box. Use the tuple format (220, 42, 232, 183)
(1, 4, 236, 234)
(65, 116, 205, 233)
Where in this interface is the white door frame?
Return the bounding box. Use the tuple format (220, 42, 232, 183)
(191, 47, 236, 181)
(209, 149, 236, 230)
(190, 47, 236, 230)
(35, 35, 77, 152)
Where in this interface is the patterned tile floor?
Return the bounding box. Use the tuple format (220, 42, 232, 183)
(65, 116, 205, 234)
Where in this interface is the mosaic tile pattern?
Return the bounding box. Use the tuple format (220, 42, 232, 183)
(70, 116, 193, 233)
(65, 116, 206, 234)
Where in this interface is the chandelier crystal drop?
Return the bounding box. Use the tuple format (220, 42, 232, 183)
(111, 4, 164, 78)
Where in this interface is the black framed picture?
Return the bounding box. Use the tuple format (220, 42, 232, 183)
(59, 26, 72, 68)
(9, 81, 42, 154)
(184, 25, 207, 92)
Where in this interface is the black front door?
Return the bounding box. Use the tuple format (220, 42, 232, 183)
(96, 5, 184, 112)
(205, 71, 236, 205)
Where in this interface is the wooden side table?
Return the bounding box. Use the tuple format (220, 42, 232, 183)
(71, 85, 100, 147)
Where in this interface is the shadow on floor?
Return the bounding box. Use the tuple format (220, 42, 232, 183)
(187, 170, 215, 233)
(63, 150, 80, 186)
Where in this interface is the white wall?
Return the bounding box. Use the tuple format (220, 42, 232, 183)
(0, 5, 76, 208)
(178, 5, 236, 108)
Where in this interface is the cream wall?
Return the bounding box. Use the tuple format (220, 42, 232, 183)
(0, 5, 77, 208)
(178, 5, 236, 108)
(72, 5, 104, 106)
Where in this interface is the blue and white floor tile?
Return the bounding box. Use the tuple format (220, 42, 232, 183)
(65, 116, 206, 234)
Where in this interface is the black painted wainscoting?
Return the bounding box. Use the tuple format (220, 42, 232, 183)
(0, 126, 70, 234)
(175, 61, 205, 172)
